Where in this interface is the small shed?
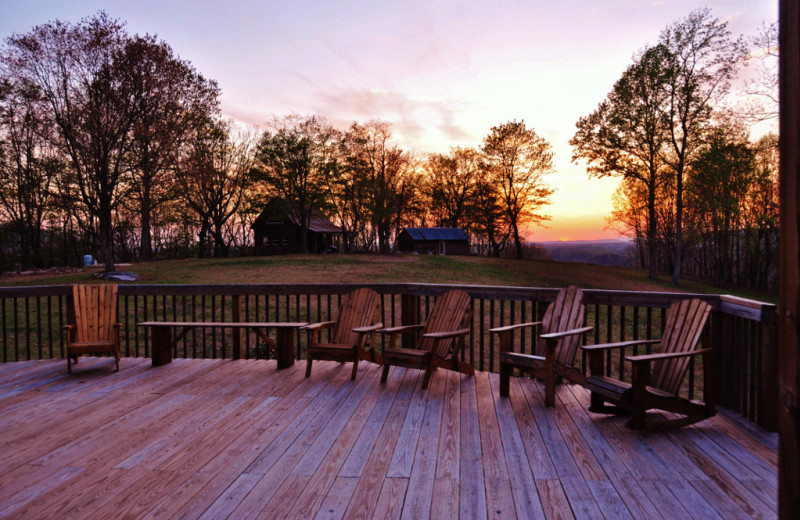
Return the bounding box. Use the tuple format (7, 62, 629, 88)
(397, 228, 470, 255)
(252, 198, 342, 255)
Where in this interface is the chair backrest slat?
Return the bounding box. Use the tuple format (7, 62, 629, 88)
(417, 290, 472, 359)
(537, 286, 585, 366)
(73, 284, 118, 343)
(331, 288, 381, 345)
(651, 298, 712, 394)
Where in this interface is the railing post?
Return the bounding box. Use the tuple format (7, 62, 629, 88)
(232, 294, 243, 360)
(400, 293, 419, 348)
(711, 310, 730, 411)
(760, 309, 779, 431)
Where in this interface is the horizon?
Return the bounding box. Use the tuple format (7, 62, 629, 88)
(1, 0, 778, 241)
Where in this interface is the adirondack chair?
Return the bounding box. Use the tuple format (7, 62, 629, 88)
(62, 284, 121, 374)
(582, 298, 715, 430)
(379, 289, 473, 390)
(491, 285, 593, 406)
(303, 287, 384, 380)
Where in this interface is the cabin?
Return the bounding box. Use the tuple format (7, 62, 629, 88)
(397, 227, 470, 255)
(252, 198, 342, 255)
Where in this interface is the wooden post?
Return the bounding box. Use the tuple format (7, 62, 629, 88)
(761, 312, 779, 432)
(151, 327, 172, 366)
(779, 1, 800, 516)
(400, 293, 419, 348)
(232, 295, 244, 360)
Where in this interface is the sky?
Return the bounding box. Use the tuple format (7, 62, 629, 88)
(1, 0, 778, 241)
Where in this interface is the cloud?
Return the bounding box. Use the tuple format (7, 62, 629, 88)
(310, 87, 478, 152)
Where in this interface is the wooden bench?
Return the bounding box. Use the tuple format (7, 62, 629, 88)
(138, 321, 308, 369)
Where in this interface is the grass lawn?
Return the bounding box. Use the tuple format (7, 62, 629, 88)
(0, 253, 776, 302)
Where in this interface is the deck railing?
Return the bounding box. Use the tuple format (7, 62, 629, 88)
(0, 283, 777, 431)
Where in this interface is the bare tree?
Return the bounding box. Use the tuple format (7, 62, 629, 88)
(255, 115, 339, 253)
(482, 120, 555, 259)
(343, 121, 416, 253)
(125, 34, 220, 260)
(423, 147, 481, 229)
(0, 79, 60, 268)
(177, 119, 255, 258)
(2, 12, 142, 270)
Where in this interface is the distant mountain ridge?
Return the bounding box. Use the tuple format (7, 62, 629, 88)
(533, 239, 635, 267)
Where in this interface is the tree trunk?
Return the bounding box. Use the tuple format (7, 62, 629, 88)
(647, 181, 658, 280)
(139, 180, 153, 260)
(672, 160, 684, 286)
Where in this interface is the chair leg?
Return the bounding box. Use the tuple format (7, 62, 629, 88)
(499, 362, 511, 397)
(589, 392, 605, 413)
(67, 354, 72, 375)
(305, 357, 313, 378)
(422, 363, 435, 390)
(350, 358, 359, 381)
(544, 364, 556, 407)
(380, 363, 390, 384)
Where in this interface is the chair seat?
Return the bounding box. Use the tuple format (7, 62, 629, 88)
(67, 341, 115, 353)
(308, 343, 356, 353)
(383, 346, 430, 362)
(500, 351, 545, 370)
(585, 375, 674, 401)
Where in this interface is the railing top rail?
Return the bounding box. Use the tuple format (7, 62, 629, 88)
(0, 282, 776, 322)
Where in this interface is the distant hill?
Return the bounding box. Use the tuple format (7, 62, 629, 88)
(534, 239, 636, 267)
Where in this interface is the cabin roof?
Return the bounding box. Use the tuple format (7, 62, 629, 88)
(402, 227, 469, 241)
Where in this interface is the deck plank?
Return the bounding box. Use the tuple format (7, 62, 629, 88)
(0, 358, 779, 520)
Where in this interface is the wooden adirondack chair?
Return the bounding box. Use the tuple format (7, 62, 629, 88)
(582, 298, 715, 430)
(379, 289, 473, 390)
(62, 284, 121, 374)
(491, 285, 593, 406)
(303, 287, 383, 380)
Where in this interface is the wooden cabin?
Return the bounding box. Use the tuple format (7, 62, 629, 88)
(252, 198, 342, 255)
(397, 227, 470, 255)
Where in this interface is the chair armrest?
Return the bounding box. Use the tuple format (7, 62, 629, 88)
(626, 348, 712, 364)
(301, 321, 337, 331)
(353, 323, 384, 334)
(62, 324, 75, 331)
(423, 328, 470, 340)
(540, 326, 593, 340)
(378, 324, 425, 334)
(489, 321, 542, 334)
(582, 339, 661, 352)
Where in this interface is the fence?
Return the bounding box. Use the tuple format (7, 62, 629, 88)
(0, 283, 777, 430)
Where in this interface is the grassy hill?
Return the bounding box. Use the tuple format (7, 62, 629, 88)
(0, 254, 775, 302)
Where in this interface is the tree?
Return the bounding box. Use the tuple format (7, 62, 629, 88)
(0, 78, 60, 268)
(686, 121, 756, 287)
(255, 115, 339, 253)
(177, 119, 255, 258)
(571, 45, 672, 279)
(482, 120, 555, 259)
(659, 8, 748, 285)
(124, 34, 220, 260)
(2, 12, 140, 270)
(342, 121, 416, 253)
(469, 176, 510, 257)
(739, 21, 778, 123)
(423, 147, 480, 229)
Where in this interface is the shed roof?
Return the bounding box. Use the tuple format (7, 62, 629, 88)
(403, 228, 469, 241)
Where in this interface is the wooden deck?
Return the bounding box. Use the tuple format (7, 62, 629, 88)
(0, 357, 777, 519)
